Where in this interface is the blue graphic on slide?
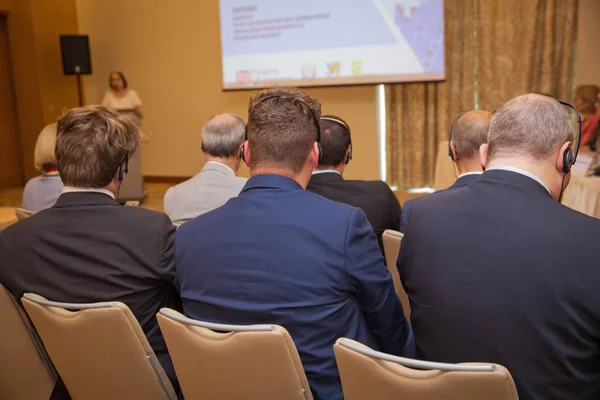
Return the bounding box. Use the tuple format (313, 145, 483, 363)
(220, 0, 396, 57)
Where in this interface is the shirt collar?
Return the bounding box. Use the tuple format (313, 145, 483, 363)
(62, 186, 116, 199)
(312, 169, 342, 176)
(486, 166, 551, 195)
(458, 171, 483, 179)
(204, 161, 235, 175)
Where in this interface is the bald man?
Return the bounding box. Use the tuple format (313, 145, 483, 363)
(399, 110, 492, 232)
(164, 113, 248, 225)
(398, 94, 600, 399)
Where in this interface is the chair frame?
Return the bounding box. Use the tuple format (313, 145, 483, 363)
(158, 308, 277, 333)
(22, 293, 175, 399)
(337, 339, 496, 372)
(383, 229, 404, 239)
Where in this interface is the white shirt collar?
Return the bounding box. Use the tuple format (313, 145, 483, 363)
(312, 170, 342, 176)
(458, 171, 483, 179)
(205, 161, 235, 175)
(486, 166, 551, 195)
(62, 186, 116, 199)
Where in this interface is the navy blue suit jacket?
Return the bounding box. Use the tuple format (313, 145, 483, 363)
(399, 173, 480, 233)
(175, 174, 410, 400)
(398, 169, 600, 400)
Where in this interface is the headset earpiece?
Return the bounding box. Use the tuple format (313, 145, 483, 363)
(562, 146, 573, 173)
(118, 152, 129, 182)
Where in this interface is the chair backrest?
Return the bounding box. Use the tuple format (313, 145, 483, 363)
(15, 208, 35, 221)
(157, 308, 313, 400)
(21, 293, 177, 400)
(0, 285, 56, 400)
(382, 229, 411, 321)
(334, 338, 519, 400)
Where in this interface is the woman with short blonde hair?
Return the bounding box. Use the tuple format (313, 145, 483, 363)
(21, 123, 64, 212)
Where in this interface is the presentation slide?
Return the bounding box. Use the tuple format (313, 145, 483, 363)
(218, 0, 444, 89)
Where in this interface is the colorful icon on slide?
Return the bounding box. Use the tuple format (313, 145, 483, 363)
(236, 70, 252, 87)
(327, 61, 342, 77)
(302, 63, 316, 79)
(351, 60, 363, 76)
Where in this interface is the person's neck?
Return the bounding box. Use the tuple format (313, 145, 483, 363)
(456, 159, 483, 176)
(316, 164, 345, 175)
(204, 155, 239, 173)
(251, 165, 312, 189)
(487, 157, 558, 199)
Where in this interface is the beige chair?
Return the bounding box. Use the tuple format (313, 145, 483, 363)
(0, 285, 57, 399)
(334, 338, 519, 400)
(21, 293, 177, 400)
(15, 208, 35, 221)
(382, 229, 410, 321)
(157, 308, 313, 400)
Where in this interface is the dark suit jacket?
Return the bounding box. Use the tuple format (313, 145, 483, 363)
(176, 174, 410, 400)
(307, 172, 401, 250)
(0, 192, 181, 393)
(399, 173, 480, 232)
(397, 170, 600, 400)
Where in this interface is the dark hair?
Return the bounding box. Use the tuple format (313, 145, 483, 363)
(56, 106, 140, 188)
(318, 115, 351, 167)
(247, 87, 321, 174)
(109, 71, 128, 89)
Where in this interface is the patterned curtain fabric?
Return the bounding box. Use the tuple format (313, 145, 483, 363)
(386, 0, 578, 189)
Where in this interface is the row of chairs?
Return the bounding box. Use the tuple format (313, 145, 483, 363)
(1, 285, 519, 399)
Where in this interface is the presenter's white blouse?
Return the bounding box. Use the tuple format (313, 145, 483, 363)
(100, 89, 142, 111)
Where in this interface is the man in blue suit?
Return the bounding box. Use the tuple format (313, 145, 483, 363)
(399, 110, 492, 232)
(398, 94, 600, 399)
(175, 88, 411, 400)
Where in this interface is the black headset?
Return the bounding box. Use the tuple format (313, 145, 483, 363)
(118, 152, 130, 182)
(447, 112, 466, 161)
(320, 115, 352, 164)
(557, 100, 581, 173)
(240, 91, 322, 164)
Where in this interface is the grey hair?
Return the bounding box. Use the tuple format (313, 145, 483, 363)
(201, 113, 246, 158)
(487, 94, 574, 161)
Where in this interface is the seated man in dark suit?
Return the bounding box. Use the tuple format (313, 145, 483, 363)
(0, 106, 181, 393)
(399, 110, 492, 232)
(306, 115, 401, 250)
(398, 94, 600, 400)
(175, 88, 412, 400)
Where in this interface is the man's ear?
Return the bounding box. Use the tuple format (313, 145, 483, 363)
(450, 142, 458, 162)
(556, 141, 572, 173)
(311, 142, 320, 168)
(479, 143, 488, 168)
(242, 140, 250, 166)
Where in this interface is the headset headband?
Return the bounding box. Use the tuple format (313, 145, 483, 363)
(320, 115, 352, 164)
(557, 100, 581, 165)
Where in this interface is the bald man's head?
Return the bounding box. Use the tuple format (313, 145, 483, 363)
(201, 113, 246, 158)
(487, 94, 573, 162)
(451, 110, 492, 161)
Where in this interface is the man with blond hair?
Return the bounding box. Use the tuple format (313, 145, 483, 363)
(398, 94, 600, 400)
(0, 106, 181, 392)
(175, 88, 412, 400)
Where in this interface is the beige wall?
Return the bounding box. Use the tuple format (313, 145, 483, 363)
(75, 0, 379, 180)
(576, 0, 600, 87)
(0, 0, 78, 180)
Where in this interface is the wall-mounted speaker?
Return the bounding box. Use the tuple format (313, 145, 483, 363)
(60, 35, 92, 75)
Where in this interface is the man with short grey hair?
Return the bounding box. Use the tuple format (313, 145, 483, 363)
(398, 94, 600, 400)
(164, 113, 247, 225)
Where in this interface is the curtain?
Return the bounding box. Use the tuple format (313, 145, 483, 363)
(386, 0, 578, 189)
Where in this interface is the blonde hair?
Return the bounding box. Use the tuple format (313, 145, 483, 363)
(56, 106, 140, 188)
(34, 122, 58, 174)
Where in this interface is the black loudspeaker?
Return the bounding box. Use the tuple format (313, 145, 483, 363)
(59, 35, 92, 75)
